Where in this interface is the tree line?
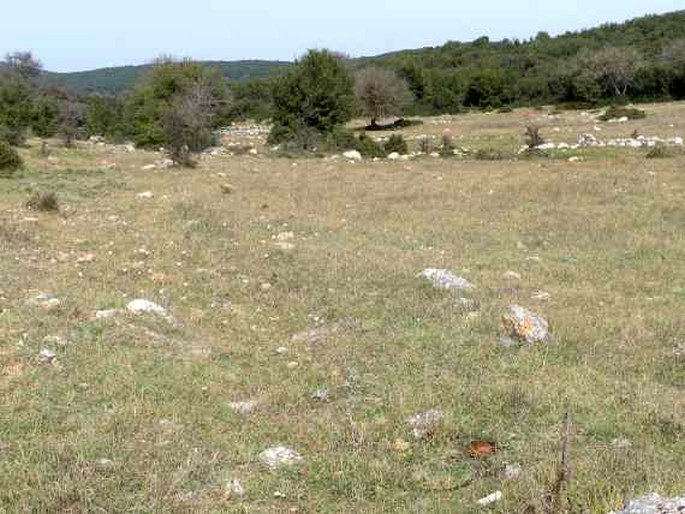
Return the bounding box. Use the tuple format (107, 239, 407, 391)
(2, 10, 685, 165)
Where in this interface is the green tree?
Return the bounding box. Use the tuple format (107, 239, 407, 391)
(85, 96, 125, 139)
(124, 58, 230, 150)
(269, 49, 355, 147)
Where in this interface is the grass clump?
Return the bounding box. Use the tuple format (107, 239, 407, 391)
(474, 147, 513, 160)
(25, 191, 60, 212)
(598, 106, 646, 121)
(645, 145, 671, 159)
(0, 140, 23, 177)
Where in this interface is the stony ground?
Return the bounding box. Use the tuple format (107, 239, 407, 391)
(1, 103, 685, 512)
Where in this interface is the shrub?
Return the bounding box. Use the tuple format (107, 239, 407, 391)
(474, 147, 513, 160)
(384, 134, 408, 155)
(0, 140, 22, 177)
(598, 106, 646, 121)
(26, 191, 59, 211)
(355, 133, 386, 158)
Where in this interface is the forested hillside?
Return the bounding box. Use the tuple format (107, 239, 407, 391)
(360, 10, 685, 112)
(42, 60, 291, 95)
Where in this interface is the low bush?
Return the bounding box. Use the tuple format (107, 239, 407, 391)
(355, 133, 386, 158)
(598, 106, 646, 121)
(0, 140, 23, 177)
(25, 191, 59, 212)
(383, 134, 408, 155)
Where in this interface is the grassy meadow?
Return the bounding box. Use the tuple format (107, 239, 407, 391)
(1, 103, 684, 513)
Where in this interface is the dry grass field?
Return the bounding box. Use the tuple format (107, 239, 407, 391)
(1, 103, 684, 512)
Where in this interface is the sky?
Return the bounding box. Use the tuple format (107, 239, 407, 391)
(2, 1, 683, 72)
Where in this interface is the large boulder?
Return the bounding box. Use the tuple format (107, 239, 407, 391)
(610, 494, 685, 514)
(502, 305, 553, 345)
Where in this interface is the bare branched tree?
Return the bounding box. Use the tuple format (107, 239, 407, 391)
(2, 52, 42, 80)
(578, 47, 643, 97)
(355, 67, 413, 127)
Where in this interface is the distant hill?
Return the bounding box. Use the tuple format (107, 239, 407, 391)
(40, 9, 685, 109)
(43, 60, 291, 96)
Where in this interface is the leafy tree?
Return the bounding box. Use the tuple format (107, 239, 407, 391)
(85, 96, 125, 139)
(579, 46, 644, 97)
(269, 49, 355, 147)
(355, 66, 412, 126)
(124, 58, 230, 150)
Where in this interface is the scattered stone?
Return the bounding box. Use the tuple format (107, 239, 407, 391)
(275, 231, 294, 241)
(126, 299, 169, 319)
(502, 305, 552, 345)
(611, 437, 632, 448)
(227, 478, 245, 498)
(421, 268, 475, 291)
(429, 152, 440, 158)
(406, 409, 444, 441)
(258, 447, 304, 470)
(273, 491, 286, 499)
(568, 156, 582, 163)
(287, 361, 299, 369)
(387, 152, 400, 160)
(291, 323, 342, 345)
(136, 191, 154, 200)
(94, 458, 116, 473)
(26, 293, 60, 311)
(610, 494, 685, 514)
(141, 164, 156, 171)
(477, 491, 503, 506)
(457, 297, 480, 312)
(273, 241, 295, 252)
(343, 150, 362, 161)
(532, 290, 551, 301)
(260, 282, 272, 291)
(38, 349, 57, 364)
(220, 183, 235, 194)
(503, 463, 522, 480)
(498, 337, 518, 348)
(503, 270, 522, 281)
(310, 388, 330, 402)
(248, 148, 258, 156)
(275, 346, 289, 355)
(42, 335, 68, 347)
(95, 308, 119, 320)
(156, 158, 175, 169)
(76, 252, 96, 264)
(229, 400, 258, 416)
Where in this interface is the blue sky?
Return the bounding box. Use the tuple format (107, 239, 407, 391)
(2, 1, 683, 72)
